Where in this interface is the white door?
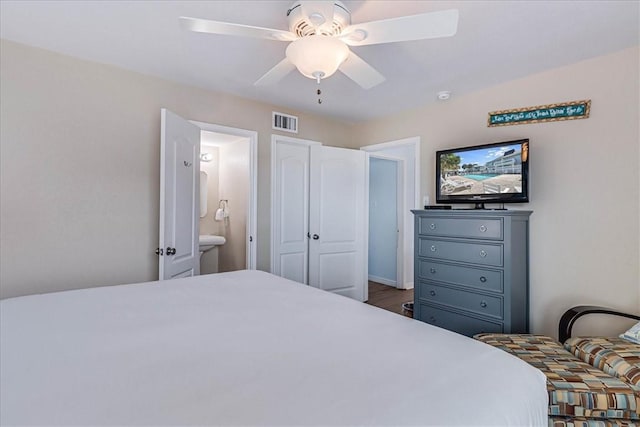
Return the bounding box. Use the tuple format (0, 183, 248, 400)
(309, 145, 367, 301)
(271, 140, 314, 284)
(159, 109, 201, 280)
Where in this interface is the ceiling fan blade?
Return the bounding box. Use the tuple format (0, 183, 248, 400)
(338, 51, 385, 89)
(299, 1, 335, 33)
(180, 16, 297, 42)
(341, 9, 458, 46)
(254, 58, 296, 86)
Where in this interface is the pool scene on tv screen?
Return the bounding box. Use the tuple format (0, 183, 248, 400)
(439, 143, 527, 196)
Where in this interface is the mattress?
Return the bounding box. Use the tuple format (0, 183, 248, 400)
(0, 270, 548, 426)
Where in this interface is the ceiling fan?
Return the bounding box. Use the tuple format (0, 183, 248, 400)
(181, 1, 458, 89)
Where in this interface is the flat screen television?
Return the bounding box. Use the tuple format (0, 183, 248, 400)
(435, 139, 529, 208)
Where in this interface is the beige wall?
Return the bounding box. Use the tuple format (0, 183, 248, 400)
(199, 145, 221, 236)
(218, 139, 250, 272)
(353, 47, 640, 337)
(0, 39, 355, 298)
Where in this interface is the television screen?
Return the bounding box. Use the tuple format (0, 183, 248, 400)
(435, 139, 529, 207)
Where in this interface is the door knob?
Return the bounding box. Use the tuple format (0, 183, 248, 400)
(166, 247, 176, 255)
(155, 248, 164, 256)
(312, 234, 320, 240)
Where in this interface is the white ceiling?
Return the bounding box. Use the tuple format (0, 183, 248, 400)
(1, 1, 638, 123)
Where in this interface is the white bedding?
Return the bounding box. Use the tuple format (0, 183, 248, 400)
(1, 270, 547, 426)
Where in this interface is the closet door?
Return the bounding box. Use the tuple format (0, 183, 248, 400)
(271, 141, 312, 284)
(309, 146, 367, 301)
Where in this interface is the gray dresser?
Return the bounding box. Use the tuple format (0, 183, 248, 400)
(411, 209, 532, 336)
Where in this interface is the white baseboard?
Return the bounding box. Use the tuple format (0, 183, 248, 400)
(400, 281, 414, 290)
(368, 275, 397, 287)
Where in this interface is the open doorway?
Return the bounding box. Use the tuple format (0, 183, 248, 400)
(368, 155, 403, 287)
(361, 137, 420, 316)
(192, 121, 257, 273)
(367, 154, 413, 315)
(158, 111, 257, 280)
(199, 131, 249, 273)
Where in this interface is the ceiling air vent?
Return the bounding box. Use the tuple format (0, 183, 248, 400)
(273, 112, 298, 133)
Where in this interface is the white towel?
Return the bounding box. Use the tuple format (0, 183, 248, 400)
(214, 208, 225, 221)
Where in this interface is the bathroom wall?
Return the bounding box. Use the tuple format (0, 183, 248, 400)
(218, 139, 250, 272)
(199, 145, 221, 236)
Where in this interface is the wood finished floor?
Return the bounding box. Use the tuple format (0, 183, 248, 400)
(365, 281, 413, 316)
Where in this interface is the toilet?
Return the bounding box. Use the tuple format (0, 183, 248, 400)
(199, 235, 226, 274)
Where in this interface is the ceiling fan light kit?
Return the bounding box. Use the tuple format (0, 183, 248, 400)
(286, 35, 350, 83)
(182, 1, 458, 90)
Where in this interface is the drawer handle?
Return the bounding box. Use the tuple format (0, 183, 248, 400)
(479, 225, 487, 232)
(480, 301, 487, 308)
(429, 223, 436, 230)
(429, 316, 437, 323)
(430, 268, 436, 274)
(429, 290, 436, 296)
(479, 276, 487, 283)
(479, 250, 487, 258)
(430, 245, 437, 252)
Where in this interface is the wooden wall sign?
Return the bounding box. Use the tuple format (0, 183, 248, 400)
(488, 100, 591, 127)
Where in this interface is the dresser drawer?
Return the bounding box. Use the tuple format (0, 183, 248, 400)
(418, 282, 503, 319)
(418, 303, 503, 337)
(418, 238, 503, 267)
(418, 216, 503, 240)
(417, 259, 503, 293)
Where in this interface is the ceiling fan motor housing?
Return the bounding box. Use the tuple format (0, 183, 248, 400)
(287, 1, 351, 37)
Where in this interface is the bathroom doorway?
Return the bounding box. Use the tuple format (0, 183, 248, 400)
(192, 121, 257, 272)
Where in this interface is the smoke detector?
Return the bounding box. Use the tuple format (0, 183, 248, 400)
(437, 91, 451, 101)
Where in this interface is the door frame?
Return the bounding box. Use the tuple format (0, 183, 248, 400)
(360, 136, 420, 290)
(367, 153, 405, 290)
(191, 121, 258, 270)
(270, 134, 322, 275)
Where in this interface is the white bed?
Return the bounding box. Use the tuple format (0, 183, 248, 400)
(1, 270, 547, 426)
